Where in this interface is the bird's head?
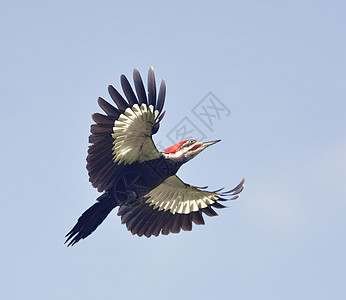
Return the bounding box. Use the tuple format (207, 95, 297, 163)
(163, 139, 221, 162)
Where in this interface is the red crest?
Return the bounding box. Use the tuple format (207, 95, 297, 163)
(164, 140, 188, 154)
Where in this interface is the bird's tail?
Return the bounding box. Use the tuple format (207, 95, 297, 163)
(65, 192, 117, 246)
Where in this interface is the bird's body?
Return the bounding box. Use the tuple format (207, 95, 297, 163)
(108, 154, 183, 204)
(65, 67, 244, 246)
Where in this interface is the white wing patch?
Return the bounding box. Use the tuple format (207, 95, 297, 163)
(144, 175, 219, 214)
(112, 103, 160, 165)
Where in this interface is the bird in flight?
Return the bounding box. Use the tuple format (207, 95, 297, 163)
(65, 67, 244, 246)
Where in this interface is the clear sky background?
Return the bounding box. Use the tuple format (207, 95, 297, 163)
(1, 1, 345, 299)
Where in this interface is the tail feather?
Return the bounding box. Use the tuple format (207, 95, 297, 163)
(65, 193, 117, 246)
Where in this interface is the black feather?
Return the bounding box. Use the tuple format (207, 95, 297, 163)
(156, 78, 166, 113)
(92, 113, 115, 125)
(121, 74, 138, 106)
(211, 202, 226, 209)
(161, 214, 174, 235)
(133, 68, 147, 105)
(170, 214, 182, 233)
(202, 207, 218, 217)
(191, 211, 205, 225)
(147, 67, 156, 107)
(97, 97, 121, 117)
(108, 85, 128, 111)
(181, 214, 192, 231)
(90, 124, 112, 134)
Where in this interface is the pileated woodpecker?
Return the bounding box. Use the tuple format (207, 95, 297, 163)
(65, 67, 244, 246)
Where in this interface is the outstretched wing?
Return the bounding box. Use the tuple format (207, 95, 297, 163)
(117, 176, 245, 237)
(87, 67, 166, 192)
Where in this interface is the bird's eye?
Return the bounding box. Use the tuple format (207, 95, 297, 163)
(182, 140, 194, 148)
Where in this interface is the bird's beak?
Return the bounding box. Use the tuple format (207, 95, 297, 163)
(201, 139, 221, 148)
(185, 139, 221, 162)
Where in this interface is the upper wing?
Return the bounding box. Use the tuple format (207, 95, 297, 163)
(117, 176, 245, 237)
(87, 67, 166, 192)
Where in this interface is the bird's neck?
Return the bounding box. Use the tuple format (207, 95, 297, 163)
(145, 153, 185, 179)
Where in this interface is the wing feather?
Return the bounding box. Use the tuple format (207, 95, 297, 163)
(156, 78, 166, 114)
(133, 68, 148, 105)
(147, 67, 156, 107)
(181, 214, 192, 231)
(91, 113, 115, 125)
(97, 97, 121, 117)
(117, 176, 245, 237)
(152, 211, 170, 237)
(192, 211, 205, 225)
(108, 85, 128, 111)
(120, 75, 139, 106)
(87, 68, 166, 192)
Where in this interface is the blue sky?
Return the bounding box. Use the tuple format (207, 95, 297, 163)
(1, 1, 345, 299)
